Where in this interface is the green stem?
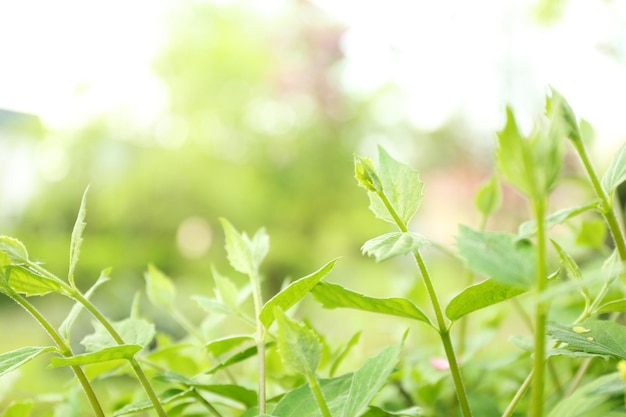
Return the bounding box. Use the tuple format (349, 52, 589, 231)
(307, 374, 332, 417)
(377, 191, 473, 417)
(250, 271, 266, 414)
(530, 198, 548, 417)
(8, 291, 105, 417)
(502, 370, 533, 417)
(190, 389, 225, 417)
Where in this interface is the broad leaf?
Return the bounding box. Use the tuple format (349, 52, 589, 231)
(0, 346, 54, 378)
(145, 264, 176, 309)
(474, 175, 502, 217)
(0, 236, 29, 265)
(49, 345, 142, 367)
(518, 201, 598, 237)
(548, 372, 624, 417)
(361, 232, 429, 262)
(446, 279, 526, 321)
(575, 218, 607, 249)
(547, 320, 626, 360)
(596, 299, 626, 315)
(212, 265, 240, 309)
(206, 335, 254, 357)
(3, 265, 64, 296)
(81, 318, 155, 351)
(68, 186, 89, 287)
(272, 373, 354, 417)
(220, 218, 269, 276)
(456, 225, 535, 288)
(496, 107, 534, 197)
(275, 307, 321, 377)
(207, 342, 275, 374)
(312, 282, 431, 325)
(157, 373, 258, 407)
(260, 260, 336, 329)
(601, 142, 626, 197)
(548, 87, 582, 144)
(1, 401, 33, 417)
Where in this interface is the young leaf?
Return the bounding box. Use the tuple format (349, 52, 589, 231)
(145, 264, 176, 309)
(456, 225, 535, 287)
(311, 282, 431, 325)
(551, 240, 582, 281)
(445, 279, 526, 321)
(0, 346, 55, 378)
(81, 318, 155, 351)
(547, 87, 582, 144)
(518, 201, 599, 237)
(0, 236, 29, 265)
(361, 232, 429, 262)
(474, 175, 502, 217)
(3, 265, 64, 296)
(601, 142, 626, 197)
(259, 259, 336, 329)
(111, 388, 192, 417)
(272, 373, 354, 417)
(275, 307, 321, 377)
(496, 107, 534, 197)
(354, 155, 383, 193)
(68, 186, 89, 288)
(372, 146, 424, 226)
(596, 299, 626, 315)
(547, 320, 626, 360)
(206, 342, 276, 374)
(1, 401, 33, 417)
(330, 331, 361, 377)
(49, 344, 142, 367)
(575, 218, 607, 249)
(220, 218, 269, 276)
(157, 373, 258, 407)
(547, 373, 623, 417)
(206, 335, 255, 357)
(212, 265, 240, 310)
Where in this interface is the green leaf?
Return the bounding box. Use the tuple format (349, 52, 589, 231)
(220, 218, 269, 276)
(518, 201, 598, 237)
(157, 373, 258, 407)
(260, 259, 336, 329)
(361, 232, 429, 262)
(456, 225, 535, 288)
(551, 241, 582, 281)
(329, 331, 361, 377)
(275, 307, 321, 377)
(212, 265, 240, 310)
(0, 236, 29, 265)
(0, 346, 55, 378)
(340, 341, 404, 417)
(496, 107, 534, 197)
(601, 142, 626, 197)
(68, 186, 89, 287)
(596, 299, 626, 315)
(111, 388, 191, 417)
(81, 318, 155, 351)
(354, 155, 383, 193)
(575, 218, 607, 249)
(49, 344, 142, 367)
(1, 401, 33, 417)
(548, 372, 623, 417)
(547, 87, 582, 144)
(474, 175, 502, 217)
(145, 264, 176, 309)
(272, 373, 354, 417)
(59, 268, 111, 342)
(547, 320, 626, 360)
(312, 282, 431, 325)
(2, 265, 64, 296)
(206, 335, 254, 357)
(445, 279, 526, 321)
(207, 341, 276, 374)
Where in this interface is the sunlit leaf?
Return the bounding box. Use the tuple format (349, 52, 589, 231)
(548, 87, 582, 144)
(220, 218, 269, 276)
(496, 108, 534, 197)
(456, 225, 535, 288)
(81, 318, 155, 351)
(272, 373, 353, 417)
(206, 335, 254, 357)
(329, 331, 361, 377)
(157, 373, 258, 407)
(0, 236, 29, 265)
(259, 259, 336, 329)
(311, 282, 431, 325)
(601, 142, 626, 197)
(596, 299, 626, 315)
(207, 342, 275, 374)
(145, 264, 176, 309)
(1, 400, 33, 417)
(0, 346, 55, 378)
(49, 345, 142, 367)
(518, 201, 598, 237)
(354, 155, 382, 193)
(547, 320, 626, 360)
(474, 175, 502, 217)
(111, 388, 192, 417)
(361, 232, 429, 262)
(575, 218, 607, 249)
(68, 186, 89, 287)
(212, 265, 240, 309)
(446, 279, 526, 321)
(3, 265, 64, 297)
(548, 373, 623, 417)
(275, 307, 321, 377)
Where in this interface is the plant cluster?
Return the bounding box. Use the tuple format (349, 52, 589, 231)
(1, 88, 626, 416)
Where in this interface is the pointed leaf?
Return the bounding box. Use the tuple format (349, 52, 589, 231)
(312, 282, 431, 325)
(551, 240, 582, 281)
(68, 187, 89, 287)
(207, 341, 275, 374)
(601, 142, 626, 197)
(547, 320, 626, 360)
(497, 108, 534, 196)
(49, 344, 142, 367)
(220, 219, 269, 276)
(81, 318, 155, 351)
(275, 307, 321, 377)
(145, 264, 176, 309)
(111, 388, 191, 417)
(0, 236, 29, 265)
(272, 373, 354, 417)
(474, 175, 502, 217)
(157, 373, 258, 407)
(519, 201, 599, 237)
(212, 265, 240, 309)
(575, 218, 607, 249)
(548, 373, 623, 417)
(548, 87, 582, 144)
(456, 225, 535, 288)
(596, 299, 626, 315)
(446, 279, 526, 321)
(3, 265, 64, 296)
(354, 155, 383, 193)
(260, 260, 336, 329)
(361, 232, 429, 262)
(0, 346, 55, 378)
(330, 331, 361, 377)
(206, 335, 254, 357)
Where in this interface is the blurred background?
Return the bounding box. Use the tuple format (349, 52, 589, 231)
(1, 0, 626, 406)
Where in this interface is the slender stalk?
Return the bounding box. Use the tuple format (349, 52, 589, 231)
(377, 191, 473, 417)
(190, 390, 225, 417)
(307, 374, 332, 417)
(8, 291, 105, 417)
(250, 271, 266, 414)
(502, 371, 533, 417)
(530, 197, 548, 417)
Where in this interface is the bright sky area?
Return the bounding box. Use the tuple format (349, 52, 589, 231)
(1, 0, 625, 147)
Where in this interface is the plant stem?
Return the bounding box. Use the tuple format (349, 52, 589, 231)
(8, 291, 105, 417)
(502, 370, 533, 417)
(377, 191, 473, 417)
(250, 271, 266, 414)
(530, 197, 548, 417)
(307, 374, 332, 417)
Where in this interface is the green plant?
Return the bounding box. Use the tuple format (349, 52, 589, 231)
(1, 88, 626, 416)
